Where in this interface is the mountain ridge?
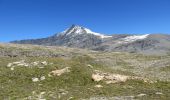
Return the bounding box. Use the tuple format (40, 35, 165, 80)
(11, 25, 170, 55)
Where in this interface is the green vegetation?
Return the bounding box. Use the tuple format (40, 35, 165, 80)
(0, 43, 170, 99)
(0, 56, 170, 100)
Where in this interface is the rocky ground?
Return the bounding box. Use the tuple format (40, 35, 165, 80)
(0, 43, 170, 100)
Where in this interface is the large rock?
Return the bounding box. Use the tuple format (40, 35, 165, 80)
(49, 67, 71, 76)
(92, 70, 129, 83)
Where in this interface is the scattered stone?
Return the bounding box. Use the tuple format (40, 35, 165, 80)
(32, 77, 39, 82)
(137, 93, 146, 97)
(39, 66, 45, 69)
(7, 60, 51, 70)
(92, 70, 129, 83)
(94, 85, 103, 88)
(92, 73, 104, 82)
(7, 60, 29, 68)
(32, 61, 39, 66)
(155, 92, 163, 95)
(68, 97, 74, 100)
(13, 61, 23, 64)
(92, 70, 151, 84)
(10, 67, 14, 70)
(48, 73, 52, 77)
(37, 91, 46, 100)
(113, 96, 135, 100)
(17, 63, 29, 67)
(58, 89, 68, 95)
(32, 91, 36, 94)
(39, 99, 46, 100)
(17, 63, 24, 66)
(40, 76, 46, 80)
(41, 61, 47, 65)
(83, 96, 135, 100)
(87, 64, 93, 68)
(50, 67, 70, 76)
(7, 63, 12, 67)
(105, 74, 129, 84)
(40, 92, 46, 95)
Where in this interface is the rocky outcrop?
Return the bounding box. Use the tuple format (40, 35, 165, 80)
(92, 70, 151, 84)
(92, 70, 129, 84)
(49, 67, 71, 76)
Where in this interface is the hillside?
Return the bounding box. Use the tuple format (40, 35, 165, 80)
(0, 43, 170, 99)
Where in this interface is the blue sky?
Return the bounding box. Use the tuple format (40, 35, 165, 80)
(0, 0, 170, 42)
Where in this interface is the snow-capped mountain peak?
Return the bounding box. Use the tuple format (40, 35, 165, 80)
(62, 25, 85, 34)
(60, 25, 112, 38)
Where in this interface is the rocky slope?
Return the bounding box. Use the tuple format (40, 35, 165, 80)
(0, 43, 170, 99)
(11, 25, 170, 55)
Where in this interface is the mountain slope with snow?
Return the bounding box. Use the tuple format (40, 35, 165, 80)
(118, 34, 150, 43)
(11, 25, 170, 55)
(124, 34, 149, 41)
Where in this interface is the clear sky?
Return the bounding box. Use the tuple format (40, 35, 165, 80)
(0, 0, 170, 42)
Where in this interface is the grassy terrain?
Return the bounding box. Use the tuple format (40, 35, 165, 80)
(0, 43, 170, 99)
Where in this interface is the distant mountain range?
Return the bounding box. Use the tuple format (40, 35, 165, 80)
(11, 25, 170, 55)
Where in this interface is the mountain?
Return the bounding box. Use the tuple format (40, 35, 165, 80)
(94, 34, 170, 55)
(11, 25, 170, 55)
(11, 25, 112, 48)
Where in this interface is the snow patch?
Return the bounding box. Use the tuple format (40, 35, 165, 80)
(84, 28, 112, 38)
(118, 34, 149, 43)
